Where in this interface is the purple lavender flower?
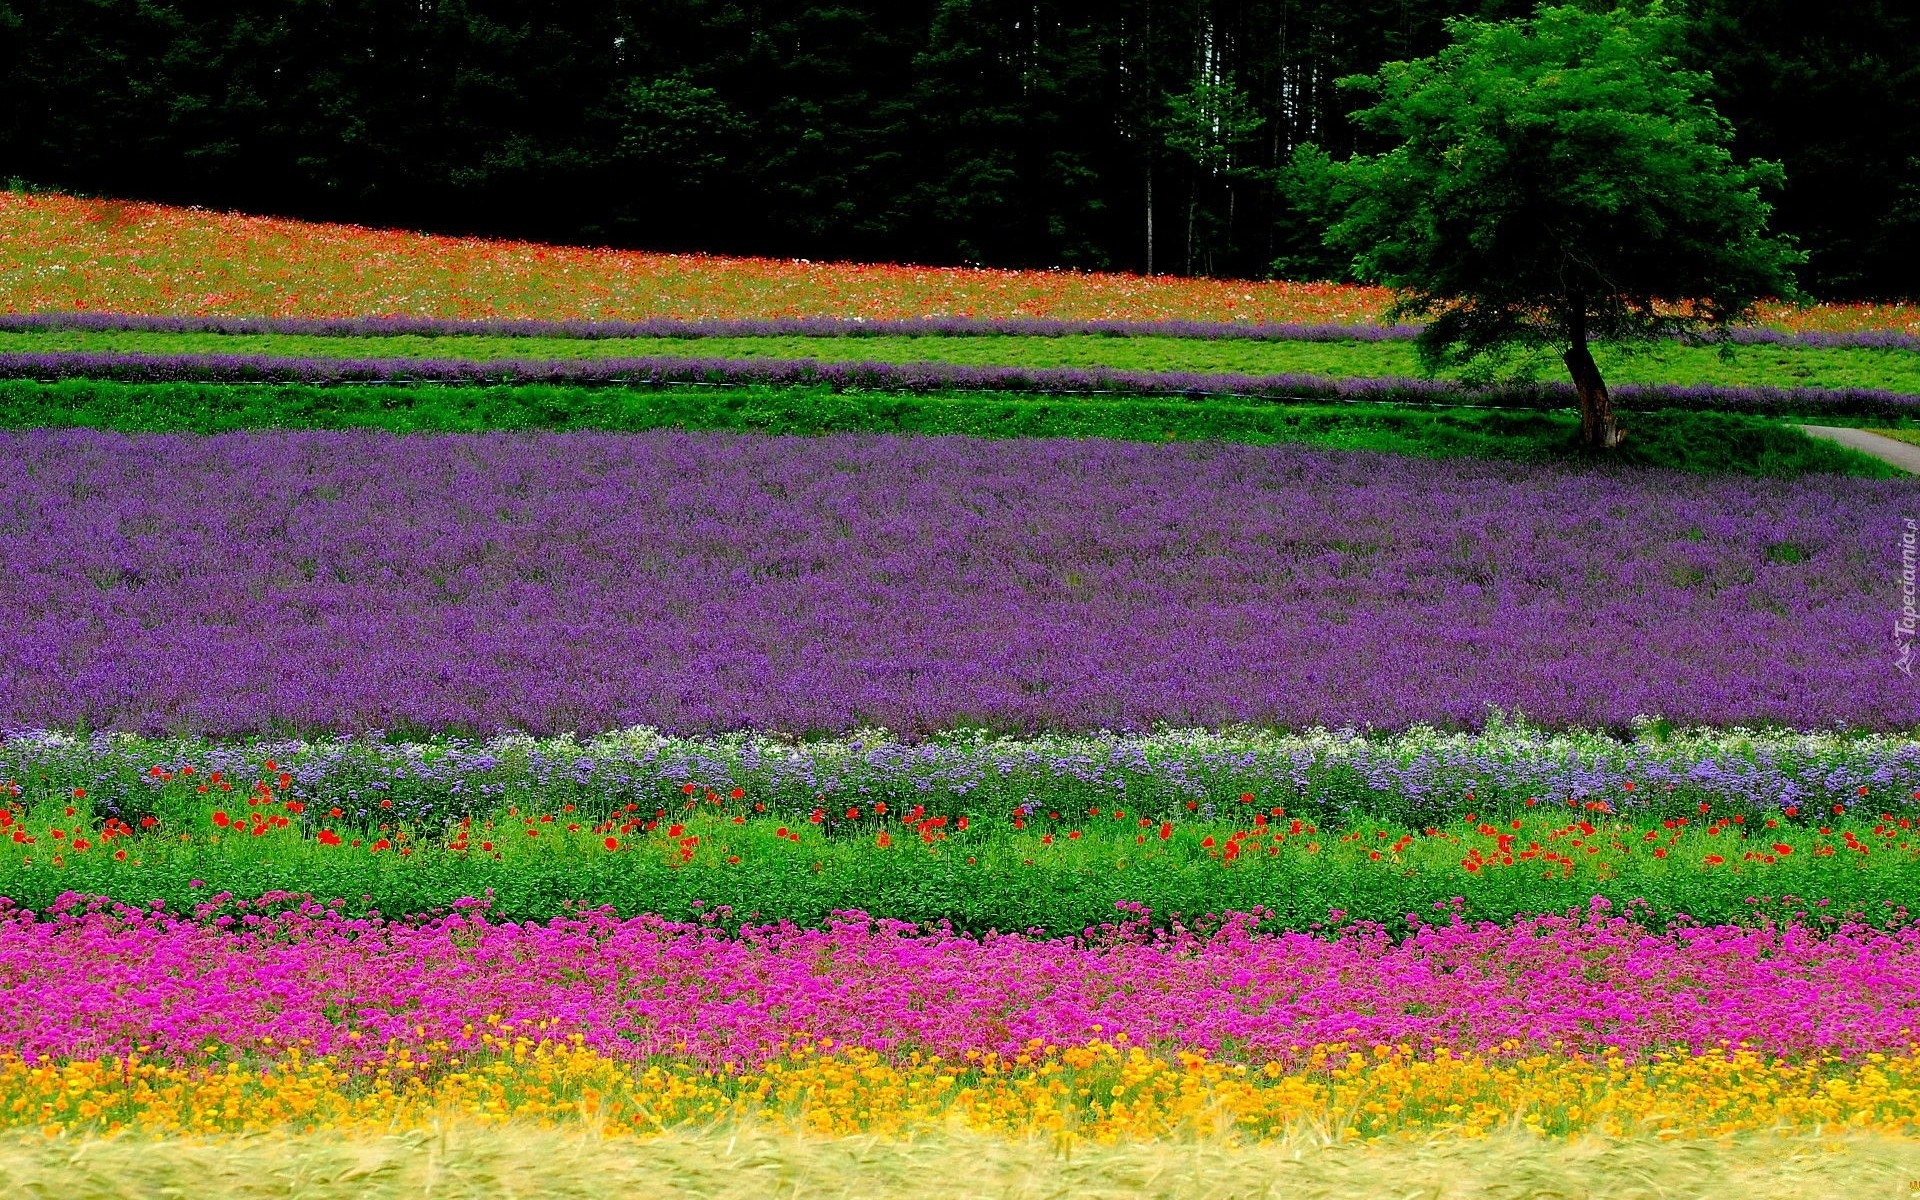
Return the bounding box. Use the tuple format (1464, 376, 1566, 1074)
(3, 311, 1912, 352)
(0, 428, 1907, 735)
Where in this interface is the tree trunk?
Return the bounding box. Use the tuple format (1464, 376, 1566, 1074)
(1186, 179, 1196, 275)
(1225, 182, 1235, 267)
(1563, 314, 1625, 450)
(1141, 0, 1155, 275)
(1145, 164, 1154, 275)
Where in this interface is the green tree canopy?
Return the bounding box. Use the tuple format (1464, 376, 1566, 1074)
(1320, 1, 1801, 448)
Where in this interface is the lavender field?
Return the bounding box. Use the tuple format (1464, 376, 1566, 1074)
(0, 427, 1906, 735)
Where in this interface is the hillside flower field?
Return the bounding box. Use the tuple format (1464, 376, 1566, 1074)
(8, 192, 1919, 334)
(1, 196, 1917, 1197)
(1, 193, 1397, 325)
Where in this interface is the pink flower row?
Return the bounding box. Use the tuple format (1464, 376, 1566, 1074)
(6, 895, 1915, 1068)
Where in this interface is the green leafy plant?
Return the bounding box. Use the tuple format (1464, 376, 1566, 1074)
(0, 380, 1893, 477)
(1316, 2, 1803, 449)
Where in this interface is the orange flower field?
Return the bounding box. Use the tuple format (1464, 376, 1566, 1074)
(0, 193, 1391, 324)
(5, 191, 1915, 332)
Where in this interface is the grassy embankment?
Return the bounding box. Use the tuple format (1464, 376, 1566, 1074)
(0, 378, 1896, 477)
(7, 788, 1917, 929)
(5, 327, 1920, 394)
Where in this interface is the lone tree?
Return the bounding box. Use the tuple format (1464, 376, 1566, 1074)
(1317, 2, 1801, 449)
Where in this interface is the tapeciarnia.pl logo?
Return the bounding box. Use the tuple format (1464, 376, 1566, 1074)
(1898, 518, 1917, 677)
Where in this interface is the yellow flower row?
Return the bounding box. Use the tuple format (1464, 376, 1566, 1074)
(8, 1036, 1920, 1144)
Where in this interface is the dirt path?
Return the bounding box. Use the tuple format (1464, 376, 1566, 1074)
(1799, 425, 1920, 475)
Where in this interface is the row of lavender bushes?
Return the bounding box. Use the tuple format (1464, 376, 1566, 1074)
(4, 311, 1913, 351)
(0, 428, 1907, 736)
(2, 350, 1917, 418)
(5, 722, 1916, 833)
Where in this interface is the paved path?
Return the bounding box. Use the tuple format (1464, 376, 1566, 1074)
(1800, 425, 1920, 475)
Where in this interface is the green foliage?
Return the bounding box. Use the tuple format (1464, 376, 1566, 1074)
(610, 74, 747, 185)
(1163, 76, 1268, 274)
(3, 804, 1915, 933)
(7, 328, 1920, 394)
(1, 1, 1914, 290)
(1164, 80, 1264, 180)
(1689, 0, 1920, 299)
(0, 379, 1893, 477)
(1270, 145, 1349, 280)
(1319, 3, 1802, 375)
(8, 725, 1914, 929)
(1605, 408, 1895, 476)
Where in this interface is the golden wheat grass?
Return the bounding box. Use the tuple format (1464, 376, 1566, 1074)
(0, 1122, 1915, 1200)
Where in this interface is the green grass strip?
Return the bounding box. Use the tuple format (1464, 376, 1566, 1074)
(5, 328, 1920, 394)
(5, 808, 1917, 932)
(0, 378, 1896, 478)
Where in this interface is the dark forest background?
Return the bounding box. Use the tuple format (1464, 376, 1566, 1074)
(1, 0, 1914, 298)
